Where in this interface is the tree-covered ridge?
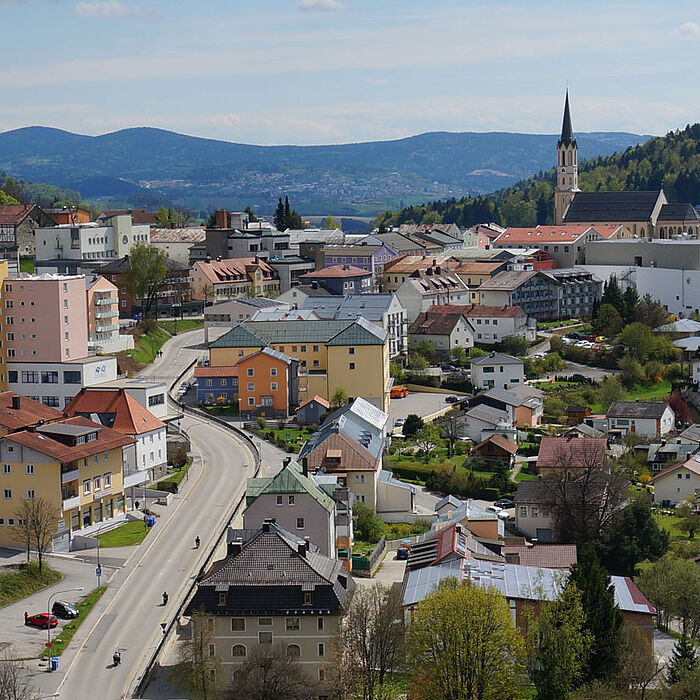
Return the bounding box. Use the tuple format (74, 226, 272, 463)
(0, 172, 80, 208)
(379, 124, 700, 229)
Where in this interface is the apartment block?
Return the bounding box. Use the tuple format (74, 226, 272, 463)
(86, 275, 132, 352)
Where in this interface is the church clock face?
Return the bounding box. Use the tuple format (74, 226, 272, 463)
(561, 168, 565, 172)
(122, 235, 128, 244)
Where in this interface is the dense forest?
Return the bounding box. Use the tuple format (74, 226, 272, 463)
(377, 124, 700, 229)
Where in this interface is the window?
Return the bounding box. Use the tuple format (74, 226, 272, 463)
(232, 645, 246, 657)
(208, 643, 215, 658)
(270, 367, 277, 376)
(258, 632, 273, 645)
(286, 617, 300, 631)
(6, 333, 13, 341)
(276, 495, 283, 505)
(41, 371, 58, 384)
(319, 669, 326, 682)
(313, 360, 320, 367)
(25, 464, 34, 475)
(530, 506, 539, 517)
(247, 382, 254, 391)
(93, 476, 101, 491)
(301, 346, 307, 352)
(247, 368, 254, 377)
(2, 464, 9, 474)
(270, 382, 278, 391)
(83, 480, 91, 495)
(288, 495, 295, 505)
(21, 371, 39, 383)
(104, 472, 111, 488)
(349, 363, 355, 370)
(313, 345, 319, 352)
(348, 347, 355, 355)
(231, 618, 245, 631)
(304, 591, 312, 605)
(318, 617, 324, 630)
(64, 371, 81, 384)
(355, 474, 365, 484)
(248, 397, 255, 406)
(63, 299, 68, 308)
(206, 379, 213, 387)
(318, 643, 325, 657)
(287, 644, 301, 659)
(26, 489, 35, 499)
(148, 393, 164, 407)
(258, 617, 272, 626)
(3, 489, 11, 499)
(296, 517, 305, 529)
(519, 506, 527, 517)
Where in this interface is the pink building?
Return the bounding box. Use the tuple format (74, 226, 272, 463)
(85, 275, 131, 352)
(3, 274, 88, 362)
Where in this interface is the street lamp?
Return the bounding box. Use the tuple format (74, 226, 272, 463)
(93, 522, 111, 587)
(46, 587, 84, 667)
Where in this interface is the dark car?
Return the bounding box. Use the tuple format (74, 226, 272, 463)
(567, 332, 583, 340)
(25, 613, 58, 629)
(445, 395, 459, 403)
(396, 546, 410, 560)
(52, 601, 79, 619)
(494, 498, 515, 509)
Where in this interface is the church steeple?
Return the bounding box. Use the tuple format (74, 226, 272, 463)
(554, 89, 579, 225)
(559, 88, 575, 147)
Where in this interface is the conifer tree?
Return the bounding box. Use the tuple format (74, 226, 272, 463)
(667, 636, 697, 684)
(273, 198, 285, 231)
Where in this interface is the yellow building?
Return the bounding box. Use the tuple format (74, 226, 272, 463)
(0, 416, 134, 549)
(381, 255, 451, 292)
(208, 318, 391, 412)
(0, 259, 9, 390)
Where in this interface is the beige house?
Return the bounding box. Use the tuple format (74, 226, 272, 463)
(651, 455, 700, 506)
(185, 521, 353, 689)
(191, 257, 280, 301)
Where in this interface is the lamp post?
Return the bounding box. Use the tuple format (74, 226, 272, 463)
(46, 587, 84, 667)
(94, 521, 110, 587)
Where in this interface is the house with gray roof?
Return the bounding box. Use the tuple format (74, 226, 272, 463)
(457, 404, 515, 443)
(203, 296, 290, 343)
(607, 401, 675, 437)
(469, 352, 525, 391)
(187, 520, 353, 686)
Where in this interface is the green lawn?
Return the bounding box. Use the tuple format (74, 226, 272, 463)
(0, 562, 62, 608)
(161, 458, 193, 485)
(158, 319, 203, 335)
(653, 512, 686, 540)
(97, 520, 152, 548)
(128, 326, 170, 365)
(589, 381, 672, 414)
(19, 257, 34, 274)
(390, 452, 497, 480)
(514, 470, 539, 483)
(40, 586, 106, 658)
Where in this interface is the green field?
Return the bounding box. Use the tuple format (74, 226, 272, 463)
(40, 586, 106, 657)
(128, 326, 170, 365)
(653, 512, 686, 540)
(97, 520, 152, 548)
(158, 319, 203, 335)
(0, 562, 62, 608)
(588, 381, 672, 414)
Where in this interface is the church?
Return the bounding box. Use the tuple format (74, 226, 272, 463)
(553, 92, 700, 238)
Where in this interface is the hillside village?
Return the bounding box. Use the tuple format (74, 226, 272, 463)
(1, 93, 700, 699)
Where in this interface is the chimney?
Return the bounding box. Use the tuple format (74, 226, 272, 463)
(205, 256, 211, 263)
(11, 395, 20, 411)
(228, 537, 243, 557)
(262, 520, 273, 533)
(254, 255, 259, 264)
(283, 457, 291, 468)
(297, 541, 306, 557)
(435, 265, 442, 275)
(311, 281, 319, 290)
(343, 264, 349, 271)
(215, 210, 228, 228)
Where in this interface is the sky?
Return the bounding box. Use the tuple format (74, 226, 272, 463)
(1, 0, 700, 145)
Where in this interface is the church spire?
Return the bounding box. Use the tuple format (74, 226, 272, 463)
(559, 89, 575, 146)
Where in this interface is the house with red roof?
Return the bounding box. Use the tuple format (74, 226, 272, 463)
(299, 264, 373, 295)
(650, 454, 700, 506)
(65, 387, 168, 486)
(492, 224, 625, 268)
(408, 311, 474, 359)
(295, 395, 330, 426)
(191, 257, 280, 302)
(536, 435, 608, 477)
(0, 203, 54, 269)
(429, 304, 536, 344)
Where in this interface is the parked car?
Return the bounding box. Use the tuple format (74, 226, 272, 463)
(390, 386, 408, 399)
(394, 418, 406, 427)
(396, 546, 409, 560)
(25, 613, 58, 629)
(571, 373, 588, 382)
(441, 365, 458, 372)
(445, 395, 459, 403)
(494, 498, 514, 509)
(567, 332, 584, 339)
(52, 601, 79, 619)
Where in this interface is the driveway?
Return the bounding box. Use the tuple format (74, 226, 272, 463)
(389, 391, 457, 425)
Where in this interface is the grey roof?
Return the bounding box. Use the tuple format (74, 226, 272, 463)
(464, 405, 511, 425)
(480, 387, 521, 407)
(372, 231, 428, 253)
(470, 352, 523, 367)
(378, 469, 415, 492)
(654, 319, 700, 334)
(559, 89, 575, 146)
(607, 401, 672, 419)
(658, 203, 700, 221)
(301, 293, 400, 321)
(673, 337, 700, 351)
(564, 190, 663, 223)
(209, 318, 387, 348)
(680, 425, 700, 443)
(476, 269, 538, 291)
(37, 423, 99, 438)
(542, 267, 600, 284)
(566, 423, 606, 438)
(435, 494, 462, 510)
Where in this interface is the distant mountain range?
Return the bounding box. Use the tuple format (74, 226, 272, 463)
(0, 126, 650, 216)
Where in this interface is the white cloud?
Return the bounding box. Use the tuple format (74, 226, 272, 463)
(680, 21, 700, 36)
(74, 1, 154, 19)
(297, 0, 343, 12)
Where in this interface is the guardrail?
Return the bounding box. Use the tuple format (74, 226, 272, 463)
(133, 357, 261, 697)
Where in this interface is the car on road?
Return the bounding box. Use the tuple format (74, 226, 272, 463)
(531, 352, 546, 359)
(445, 395, 459, 403)
(25, 613, 58, 629)
(494, 498, 514, 509)
(394, 418, 406, 427)
(441, 365, 458, 372)
(52, 601, 79, 619)
(571, 373, 588, 382)
(390, 386, 408, 399)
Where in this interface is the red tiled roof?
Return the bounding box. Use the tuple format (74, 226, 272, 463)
(473, 434, 518, 454)
(502, 544, 577, 569)
(0, 204, 35, 226)
(195, 257, 278, 285)
(494, 224, 622, 244)
(650, 454, 700, 482)
(64, 389, 165, 435)
(430, 304, 523, 318)
(4, 416, 135, 462)
(0, 392, 63, 432)
(194, 366, 239, 378)
(300, 265, 370, 279)
(296, 395, 330, 411)
(536, 436, 607, 469)
(409, 312, 466, 336)
(454, 262, 504, 275)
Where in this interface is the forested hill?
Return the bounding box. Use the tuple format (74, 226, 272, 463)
(379, 124, 700, 229)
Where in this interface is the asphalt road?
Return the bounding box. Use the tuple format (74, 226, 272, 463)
(44, 329, 257, 700)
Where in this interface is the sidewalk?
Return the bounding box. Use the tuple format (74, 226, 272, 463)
(17, 453, 206, 698)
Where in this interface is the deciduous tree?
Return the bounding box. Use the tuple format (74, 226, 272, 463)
(172, 610, 221, 700)
(122, 243, 168, 319)
(13, 497, 60, 573)
(437, 412, 463, 457)
(414, 424, 441, 462)
(331, 387, 349, 409)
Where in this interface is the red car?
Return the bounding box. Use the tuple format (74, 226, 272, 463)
(25, 613, 58, 629)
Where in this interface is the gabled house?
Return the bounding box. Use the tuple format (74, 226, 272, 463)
(408, 311, 474, 359)
(0, 203, 54, 267)
(191, 256, 280, 301)
(471, 434, 518, 469)
(428, 303, 536, 344)
(395, 263, 470, 322)
(607, 401, 676, 437)
(296, 395, 330, 426)
(187, 520, 353, 688)
(469, 352, 525, 391)
(651, 455, 700, 506)
(466, 385, 543, 428)
(0, 391, 63, 437)
(457, 404, 514, 443)
(535, 435, 608, 478)
(298, 265, 373, 295)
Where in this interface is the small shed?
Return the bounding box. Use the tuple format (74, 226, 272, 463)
(296, 395, 330, 426)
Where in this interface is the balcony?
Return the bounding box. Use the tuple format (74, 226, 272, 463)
(95, 309, 118, 319)
(97, 323, 118, 333)
(62, 495, 80, 511)
(61, 468, 79, 484)
(95, 297, 115, 305)
(124, 468, 149, 488)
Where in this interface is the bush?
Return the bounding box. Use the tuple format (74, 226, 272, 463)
(172, 446, 187, 469)
(403, 414, 424, 437)
(354, 502, 385, 542)
(257, 417, 266, 430)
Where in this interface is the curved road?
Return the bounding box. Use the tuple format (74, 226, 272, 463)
(54, 329, 257, 699)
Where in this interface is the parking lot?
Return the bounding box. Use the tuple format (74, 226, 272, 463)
(388, 390, 458, 426)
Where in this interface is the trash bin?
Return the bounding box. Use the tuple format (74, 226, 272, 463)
(148, 515, 156, 527)
(50, 657, 59, 671)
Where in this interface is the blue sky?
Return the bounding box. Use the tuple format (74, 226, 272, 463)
(1, 0, 699, 144)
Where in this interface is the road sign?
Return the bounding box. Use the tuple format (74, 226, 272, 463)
(96, 567, 102, 577)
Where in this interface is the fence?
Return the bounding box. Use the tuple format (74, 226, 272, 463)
(351, 535, 387, 576)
